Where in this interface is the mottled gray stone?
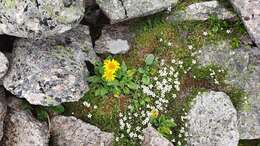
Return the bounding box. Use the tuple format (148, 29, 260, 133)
(0, 0, 85, 38)
(95, 24, 133, 54)
(229, 0, 260, 47)
(96, 0, 178, 24)
(3, 25, 98, 106)
(187, 91, 239, 146)
(2, 110, 49, 146)
(51, 116, 113, 146)
(197, 41, 260, 139)
(142, 126, 173, 146)
(0, 87, 6, 141)
(0, 52, 8, 79)
(167, 1, 236, 21)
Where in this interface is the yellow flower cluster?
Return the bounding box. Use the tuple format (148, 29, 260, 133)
(103, 59, 120, 81)
(150, 109, 159, 119)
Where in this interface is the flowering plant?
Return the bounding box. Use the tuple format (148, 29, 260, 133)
(87, 58, 139, 97)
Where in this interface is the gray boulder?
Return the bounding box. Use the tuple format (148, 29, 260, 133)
(1, 110, 49, 146)
(187, 91, 239, 146)
(51, 116, 113, 146)
(142, 126, 173, 146)
(229, 0, 260, 47)
(0, 52, 8, 79)
(96, 0, 178, 24)
(0, 0, 85, 38)
(167, 1, 236, 21)
(197, 41, 260, 139)
(95, 24, 133, 54)
(3, 25, 98, 106)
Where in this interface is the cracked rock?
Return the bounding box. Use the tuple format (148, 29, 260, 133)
(0, 86, 6, 141)
(96, 0, 178, 24)
(187, 91, 239, 146)
(3, 25, 98, 106)
(0, 0, 85, 38)
(1, 109, 49, 146)
(167, 1, 236, 21)
(51, 116, 113, 146)
(95, 24, 133, 54)
(229, 0, 260, 47)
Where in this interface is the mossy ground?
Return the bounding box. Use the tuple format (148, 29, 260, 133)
(28, 0, 258, 145)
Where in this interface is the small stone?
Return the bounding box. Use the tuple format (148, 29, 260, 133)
(187, 91, 239, 146)
(95, 24, 133, 54)
(142, 126, 173, 146)
(51, 116, 113, 146)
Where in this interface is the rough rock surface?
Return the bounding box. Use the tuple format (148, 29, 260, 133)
(0, 86, 6, 141)
(197, 41, 260, 139)
(3, 25, 98, 106)
(167, 1, 236, 21)
(0, 52, 8, 79)
(1, 110, 49, 146)
(229, 0, 260, 47)
(96, 0, 178, 24)
(187, 91, 239, 146)
(0, 0, 85, 38)
(142, 126, 173, 146)
(95, 24, 133, 54)
(51, 116, 113, 146)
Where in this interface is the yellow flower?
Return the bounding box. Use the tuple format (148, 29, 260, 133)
(103, 59, 120, 73)
(150, 109, 159, 119)
(103, 70, 116, 81)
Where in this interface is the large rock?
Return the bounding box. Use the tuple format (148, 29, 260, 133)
(197, 41, 260, 139)
(167, 1, 236, 21)
(0, 0, 85, 38)
(0, 86, 7, 141)
(96, 0, 178, 24)
(3, 25, 98, 106)
(187, 91, 239, 146)
(229, 0, 260, 47)
(0, 52, 8, 79)
(95, 24, 133, 54)
(51, 116, 113, 146)
(1, 110, 49, 146)
(142, 126, 173, 146)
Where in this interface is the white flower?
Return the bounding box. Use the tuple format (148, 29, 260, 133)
(192, 59, 197, 64)
(83, 101, 90, 108)
(115, 137, 119, 142)
(226, 29, 231, 34)
(168, 42, 172, 47)
(171, 59, 176, 64)
(188, 45, 193, 50)
(93, 105, 98, 109)
(87, 113, 92, 118)
(159, 38, 163, 42)
(203, 31, 208, 36)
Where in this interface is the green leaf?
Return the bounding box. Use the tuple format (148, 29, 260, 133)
(142, 75, 150, 85)
(50, 105, 65, 114)
(121, 61, 127, 72)
(87, 76, 101, 83)
(36, 109, 48, 121)
(95, 87, 108, 96)
(138, 68, 145, 74)
(127, 69, 136, 77)
(158, 126, 172, 136)
(145, 54, 155, 65)
(127, 82, 139, 90)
